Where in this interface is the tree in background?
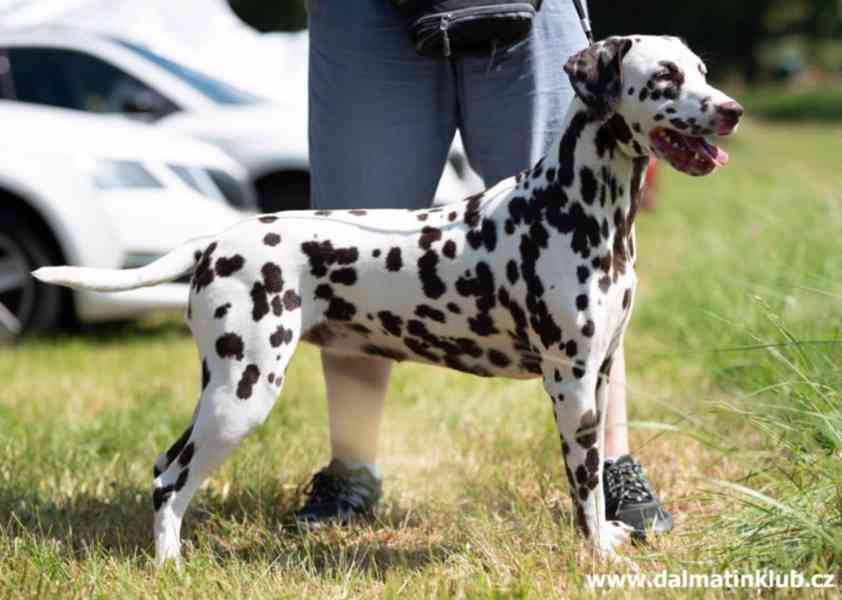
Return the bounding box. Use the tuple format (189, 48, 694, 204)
(588, 1, 777, 81)
(589, 0, 842, 81)
(766, 0, 842, 38)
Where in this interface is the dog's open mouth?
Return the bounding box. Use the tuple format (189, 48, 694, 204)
(650, 128, 729, 176)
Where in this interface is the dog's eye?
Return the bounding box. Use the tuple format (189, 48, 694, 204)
(654, 61, 683, 83)
(698, 63, 708, 76)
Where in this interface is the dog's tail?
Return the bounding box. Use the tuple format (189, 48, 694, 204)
(32, 236, 212, 292)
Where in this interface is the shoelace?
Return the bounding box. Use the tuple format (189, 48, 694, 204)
(604, 460, 656, 507)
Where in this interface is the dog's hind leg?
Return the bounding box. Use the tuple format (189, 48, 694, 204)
(543, 355, 633, 562)
(152, 369, 208, 478)
(153, 339, 220, 478)
(151, 306, 302, 567)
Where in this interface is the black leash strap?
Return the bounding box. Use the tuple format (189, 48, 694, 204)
(571, 0, 593, 43)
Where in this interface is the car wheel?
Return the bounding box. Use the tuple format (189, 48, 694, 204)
(0, 212, 64, 341)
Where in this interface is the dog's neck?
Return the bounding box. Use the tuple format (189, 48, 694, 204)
(535, 98, 649, 231)
(492, 98, 649, 279)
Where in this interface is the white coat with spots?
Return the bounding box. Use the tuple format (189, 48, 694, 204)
(34, 35, 743, 567)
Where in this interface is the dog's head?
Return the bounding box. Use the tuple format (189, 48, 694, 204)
(565, 35, 743, 176)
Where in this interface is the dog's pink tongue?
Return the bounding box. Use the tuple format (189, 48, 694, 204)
(701, 138, 729, 167)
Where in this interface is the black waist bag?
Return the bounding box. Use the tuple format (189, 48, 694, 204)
(391, 0, 542, 58)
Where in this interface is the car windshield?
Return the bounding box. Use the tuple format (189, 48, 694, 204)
(111, 37, 263, 106)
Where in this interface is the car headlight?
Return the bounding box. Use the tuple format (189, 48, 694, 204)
(81, 158, 164, 190)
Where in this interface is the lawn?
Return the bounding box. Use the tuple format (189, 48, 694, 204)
(1, 118, 841, 598)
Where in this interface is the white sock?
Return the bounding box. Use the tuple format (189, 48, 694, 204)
(342, 461, 381, 480)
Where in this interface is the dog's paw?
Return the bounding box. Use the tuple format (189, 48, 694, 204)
(604, 520, 634, 544)
(154, 511, 183, 569)
(591, 521, 637, 569)
(154, 541, 183, 570)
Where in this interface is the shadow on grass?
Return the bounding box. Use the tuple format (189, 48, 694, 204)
(0, 484, 155, 563)
(0, 483, 454, 575)
(187, 489, 456, 575)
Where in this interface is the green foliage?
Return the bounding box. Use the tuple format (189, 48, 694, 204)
(708, 303, 842, 571)
(742, 86, 842, 121)
(589, 1, 775, 79)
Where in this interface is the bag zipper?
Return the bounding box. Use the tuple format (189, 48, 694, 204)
(412, 3, 537, 29)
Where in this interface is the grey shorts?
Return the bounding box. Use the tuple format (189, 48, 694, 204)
(308, 0, 587, 210)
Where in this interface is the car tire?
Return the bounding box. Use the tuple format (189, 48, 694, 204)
(0, 211, 64, 342)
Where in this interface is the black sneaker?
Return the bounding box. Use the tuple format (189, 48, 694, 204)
(294, 459, 382, 526)
(603, 454, 673, 539)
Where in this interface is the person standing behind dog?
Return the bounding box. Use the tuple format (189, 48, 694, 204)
(297, 0, 673, 538)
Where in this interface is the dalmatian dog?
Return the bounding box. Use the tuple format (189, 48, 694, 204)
(34, 35, 743, 566)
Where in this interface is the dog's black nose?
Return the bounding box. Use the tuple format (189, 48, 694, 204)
(716, 101, 744, 121)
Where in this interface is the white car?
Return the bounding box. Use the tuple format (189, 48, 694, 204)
(0, 24, 484, 213)
(0, 100, 255, 340)
(0, 26, 311, 211)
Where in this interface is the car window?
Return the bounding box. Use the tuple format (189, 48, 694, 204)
(5, 47, 179, 119)
(111, 38, 263, 106)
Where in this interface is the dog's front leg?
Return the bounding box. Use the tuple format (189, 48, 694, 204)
(543, 360, 634, 561)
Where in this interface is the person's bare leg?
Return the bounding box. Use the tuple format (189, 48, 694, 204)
(294, 350, 389, 523)
(602, 344, 672, 535)
(604, 345, 630, 460)
(321, 350, 391, 469)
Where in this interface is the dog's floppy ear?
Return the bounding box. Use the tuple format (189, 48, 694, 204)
(564, 37, 633, 119)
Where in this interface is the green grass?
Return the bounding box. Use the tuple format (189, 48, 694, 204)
(2, 118, 842, 598)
